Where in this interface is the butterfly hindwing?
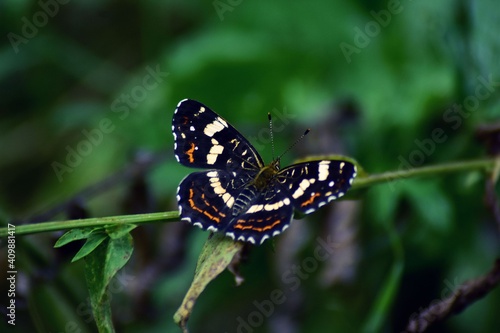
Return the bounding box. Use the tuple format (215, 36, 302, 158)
(177, 168, 292, 244)
(278, 160, 357, 214)
(225, 184, 294, 244)
(176, 169, 240, 232)
(172, 99, 264, 170)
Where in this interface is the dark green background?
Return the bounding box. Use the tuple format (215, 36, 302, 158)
(1, 0, 499, 332)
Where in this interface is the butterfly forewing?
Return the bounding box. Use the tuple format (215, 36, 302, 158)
(278, 160, 357, 214)
(172, 99, 264, 171)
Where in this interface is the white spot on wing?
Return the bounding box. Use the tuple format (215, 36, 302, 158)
(210, 140, 224, 154)
(292, 187, 304, 199)
(292, 179, 312, 199)
(204, 117, 227, 137)
(206, 138, 225, 165)
(207, 154, 217, 165)
(260, 235, 269, 244)
(318, 161, 330, 181)
(247, 204, 264, 213)
(327, 195, 337, 202)
(216, 117, 228, 127)
(264, 203, 279, 211)
(222, 193, 235, 208)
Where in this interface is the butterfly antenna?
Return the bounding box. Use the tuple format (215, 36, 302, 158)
(277, 128, 310, 161)
(268, 112, 275, 160)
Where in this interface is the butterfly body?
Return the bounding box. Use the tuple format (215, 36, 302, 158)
(172, 99, 356, 245)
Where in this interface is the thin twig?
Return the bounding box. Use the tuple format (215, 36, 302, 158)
(403, 260, 500, 333)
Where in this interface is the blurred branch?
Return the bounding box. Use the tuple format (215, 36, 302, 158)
(0, 157, 497, 238)
(403, 259, 500, 333)
(352, 158, 496, 191)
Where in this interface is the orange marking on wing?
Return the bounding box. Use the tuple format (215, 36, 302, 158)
(234, 219, 281, 231)
(202, 211, 220, 223)
(188, 189, 221, 223)
(201, 193, 226, 218)
(300, 192, 321, 207)
(185, 143, 196, 163)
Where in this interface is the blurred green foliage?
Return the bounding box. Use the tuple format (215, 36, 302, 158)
(1, 0, 499, 332)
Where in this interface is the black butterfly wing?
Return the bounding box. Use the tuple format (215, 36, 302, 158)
(224, 186, 295, 245)
(278, 160, 357, 214)
(172, 99, 264, 171)
(177, 168, 293, 244)
(176, 169, 242, 233)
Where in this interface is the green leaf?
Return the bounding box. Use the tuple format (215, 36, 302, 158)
(174, 234, 244, 333)
(366, 184, 401, 228)
(54, 228, 95, 248)
(71, 231, 107, 263)
(403, 180, 452, 232)
(105, 223, 137, 239)
(85, 231, 134, 333)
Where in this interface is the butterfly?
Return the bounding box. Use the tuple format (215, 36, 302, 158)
(172, 99, 356, 245)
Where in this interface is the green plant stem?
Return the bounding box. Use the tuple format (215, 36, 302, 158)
(0, 158, 497, 238)
(352, 158, 496, 190)
(0, 212, 178, 237)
